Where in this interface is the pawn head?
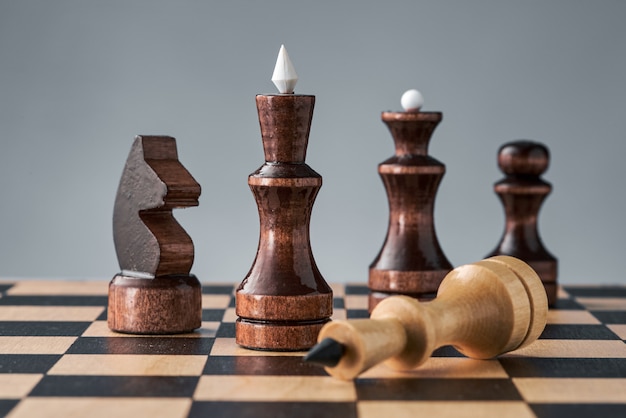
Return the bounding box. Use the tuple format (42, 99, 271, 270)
(498, 140, 550, 176)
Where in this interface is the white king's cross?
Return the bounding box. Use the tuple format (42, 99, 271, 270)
(271, 45, 298, 94)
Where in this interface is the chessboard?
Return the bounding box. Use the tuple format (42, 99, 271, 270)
(0, 281, 625, 418)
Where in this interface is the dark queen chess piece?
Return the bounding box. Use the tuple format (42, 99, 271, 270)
(108, 135, 202, 334)
(235, 46, 333, 351)
(487, 140, 558, 306)
(368, 89, 453, 311)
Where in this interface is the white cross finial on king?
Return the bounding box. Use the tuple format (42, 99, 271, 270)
(271, 44, 298, 94)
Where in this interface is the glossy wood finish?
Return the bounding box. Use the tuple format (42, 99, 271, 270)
(108, 274, 202, 334)
(108, 136, 202, 334)
(316, 256, 548, 380)
(487, 140, 558, 306)
(368, 111, 452, 310)
(236, 94, 333, 351)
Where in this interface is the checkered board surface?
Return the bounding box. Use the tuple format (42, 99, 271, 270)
(0, 281, 625, 418)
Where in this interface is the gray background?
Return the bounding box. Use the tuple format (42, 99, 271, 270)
(0, 1, 624, 285)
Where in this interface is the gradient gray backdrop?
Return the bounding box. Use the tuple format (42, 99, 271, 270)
(1, 1, 625, 285)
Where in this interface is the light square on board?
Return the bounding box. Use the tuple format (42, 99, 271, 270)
(329, 283, 346, 298)
(0, 306, 104, 322)
(505, 340, 626, 358)
(607, 324, 626, 340)
(221, 308, 237, 323)
(344, 295, 368, 311)
(576, 297, 626, 311)
(188, 401, 356, 418)
(358, 401, 535, 418)
(193, 375, 356, 402)
(201, 294, 231, 310)
(6, 281, 109, 296)
(331, 308, 347, 321)
(0, 337, 76, 355)
(557, 287, 570, 299)
(0, 374, 43, 399)
(513, 378, 626, 403)
(6, 398, 191, 418)
(47, 354, 207, 376)
(547, 310, 600, 325)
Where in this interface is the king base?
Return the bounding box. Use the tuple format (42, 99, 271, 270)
(236, 318, 330, 351)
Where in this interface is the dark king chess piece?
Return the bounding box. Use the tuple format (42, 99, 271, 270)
(368, 89, 453, 311)
(487, 140, 558, 306)
(108, 135, 202, 334)
(235, 46, 333, 351)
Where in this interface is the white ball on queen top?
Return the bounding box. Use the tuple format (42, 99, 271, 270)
(401, 89, 424, 112)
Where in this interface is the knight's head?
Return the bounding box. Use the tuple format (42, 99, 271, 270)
(112, 135, 200, 276)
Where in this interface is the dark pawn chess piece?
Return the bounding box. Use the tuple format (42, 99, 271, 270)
(108, 135, 202, 334)
(368, 89, 452, 311)
(487, 140, 557, 306)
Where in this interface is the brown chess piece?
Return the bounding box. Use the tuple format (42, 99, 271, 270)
(235, 46, 332, 351)
(235, 94, 333, 351)
(108, 135, 202, 334)
(368, 89, 452, 311)
(487, 140, 558, 306)
(305, 256, 548, 380)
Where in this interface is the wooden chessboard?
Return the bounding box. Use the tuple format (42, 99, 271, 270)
(0, 281, 625, 418)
